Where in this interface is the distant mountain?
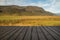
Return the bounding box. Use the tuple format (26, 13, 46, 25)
(56, 13, 60, 16)
(0, 5, 56, 16)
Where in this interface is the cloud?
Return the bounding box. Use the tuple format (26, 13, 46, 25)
(0, 0, 60, 13)
(45, 0, 60, 13)
(22, 0, 60, 13)
(0, 0, 25, 5)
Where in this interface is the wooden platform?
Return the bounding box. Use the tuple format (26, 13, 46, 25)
(0, 26, 60, 40)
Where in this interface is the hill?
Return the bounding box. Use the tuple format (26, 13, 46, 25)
(56, 13, 60, 16)
(0, 5, 56, 16)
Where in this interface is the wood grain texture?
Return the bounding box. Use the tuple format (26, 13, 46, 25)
(0, 26, 60, 40)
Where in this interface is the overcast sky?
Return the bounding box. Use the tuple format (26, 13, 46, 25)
(0, 0, 60, 13)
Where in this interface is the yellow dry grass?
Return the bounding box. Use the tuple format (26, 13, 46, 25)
(0, 16, 60, 26)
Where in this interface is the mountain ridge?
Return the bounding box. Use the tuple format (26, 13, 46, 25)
(0, 5, 56, 16)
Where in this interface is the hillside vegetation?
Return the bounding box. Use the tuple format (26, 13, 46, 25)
(0, 5, 59, 26)
(0, 5, 55, 16)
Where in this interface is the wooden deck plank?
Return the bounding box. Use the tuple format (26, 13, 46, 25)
(44, 27, 60, 40)
(32, 27, 38, 40)
(0, 27, 16, 36)
(8, 27, 24, 40)
(0, 26, 60, 40)
(0, 27, 21, 40)
(50, 27, 60, 33)
(37, 27, 47, 40)
(16, 27, 28, 40)
(0, 27, 18, 40)
(47, 27, 60, 36)
(40, 27, 55, 40)
(24, 27, 32, 40)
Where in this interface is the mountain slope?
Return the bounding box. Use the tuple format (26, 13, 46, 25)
(56, 13, 60, 16)
(0, 5, 56, 16)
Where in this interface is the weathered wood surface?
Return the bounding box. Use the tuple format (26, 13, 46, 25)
(0, 26, 60, 40)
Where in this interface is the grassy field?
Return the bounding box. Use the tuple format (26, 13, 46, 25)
(0, 16, 60, 26)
